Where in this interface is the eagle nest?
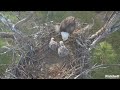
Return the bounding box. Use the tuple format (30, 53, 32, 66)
(3, 18, 93, 79)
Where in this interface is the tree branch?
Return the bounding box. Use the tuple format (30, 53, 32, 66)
(14, 11, 34, 29)
(0, 32, 14, 39)
(89, 11, 120, 50)
(74, 64, 120, 79)
(0, 13, 23, 35)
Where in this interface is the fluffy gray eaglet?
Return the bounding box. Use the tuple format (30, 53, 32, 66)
(49, 37, 58, 51)
(58, 41, 69, 57)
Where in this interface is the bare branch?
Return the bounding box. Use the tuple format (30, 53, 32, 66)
(0, 13, 23, 35)
(89, 11, 120, 50)
(74, 64, 120, 79)
(14, 11, 34, 29)
(0, 13, 13, 28)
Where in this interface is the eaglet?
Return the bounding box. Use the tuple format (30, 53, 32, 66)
(49, 37, 58, 51)
(58, 41, 69, 57)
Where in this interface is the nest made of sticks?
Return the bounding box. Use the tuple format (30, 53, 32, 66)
(3, 18, 93, 79)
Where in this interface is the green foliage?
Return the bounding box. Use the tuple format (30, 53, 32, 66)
(0, 38, 6, 48)
(0, 38, 13, 76)
(91, 66, 120, 79)
(106, 30, 120, 60)
(2, 11, 18, 23)
(0, 48, 13, 76)
(0, 51, 12, 64)
(91, 41, 120, 79)
(92, 41, 117, 64)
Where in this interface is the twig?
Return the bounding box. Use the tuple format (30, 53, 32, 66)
(74, 64, 120, 79)
(14, 11, 34, 29)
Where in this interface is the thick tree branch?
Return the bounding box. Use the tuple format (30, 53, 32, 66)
(0, 13, 23, 35)
(0, 12, 35, 52)
(0, 12, 33, 35)
(89, 11, 120, 50)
